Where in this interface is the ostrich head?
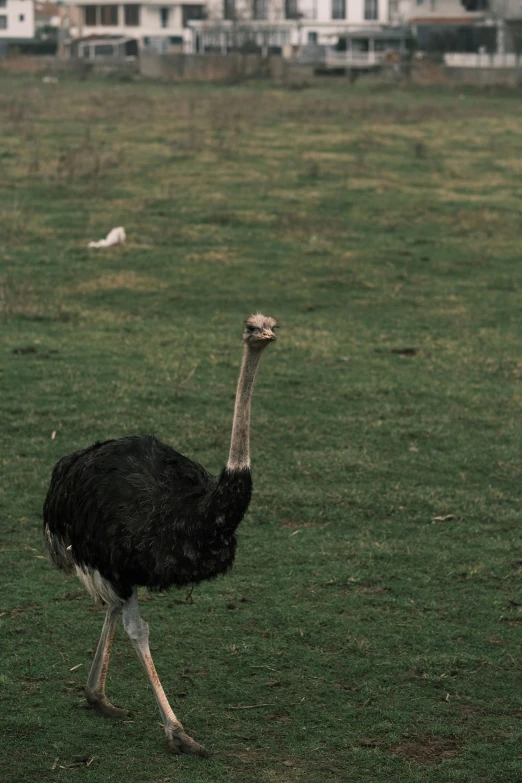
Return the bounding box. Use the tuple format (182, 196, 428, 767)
(243, 313, 278, 349)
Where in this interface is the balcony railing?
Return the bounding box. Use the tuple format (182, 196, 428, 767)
(445, 52, 522, 67)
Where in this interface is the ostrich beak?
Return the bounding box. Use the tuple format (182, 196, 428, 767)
(261, 329, 277, 342)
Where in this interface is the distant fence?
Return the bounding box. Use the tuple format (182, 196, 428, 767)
(444, 51, 522, 86)
(0, 52, 292, 84)
(0, 54, 138, 76)
(4, 50, 522, 87)
(445, 53, 522, 68)
(325, 51, 387, 68)
(140, 52, 284, 82)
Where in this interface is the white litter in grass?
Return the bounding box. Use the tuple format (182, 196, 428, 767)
(88, 227, 126, 249)
(42, 76, 59, 84)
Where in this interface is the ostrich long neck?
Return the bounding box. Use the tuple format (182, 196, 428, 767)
(227, 345, 263, 471)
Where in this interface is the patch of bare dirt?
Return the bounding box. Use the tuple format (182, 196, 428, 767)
(21, 676, 43, 695)
(390, 733, 460, 766)
(1, 602, 40, 619)
(265, 712, 293, 724)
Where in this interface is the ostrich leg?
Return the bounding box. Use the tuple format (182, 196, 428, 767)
(122, 590, 209, 757)
(85, 602, 129, 718)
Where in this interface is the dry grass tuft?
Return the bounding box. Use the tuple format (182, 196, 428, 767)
(73, 272, 168, 294)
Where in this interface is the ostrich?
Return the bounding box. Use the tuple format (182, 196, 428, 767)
(43, 313, 278, 757)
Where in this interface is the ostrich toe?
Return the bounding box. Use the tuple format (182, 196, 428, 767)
(166, 726, 211, 757)
(85, 688, 130, 719)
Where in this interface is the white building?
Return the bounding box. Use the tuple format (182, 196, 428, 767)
(188, 0, 406, 56)
(0, 0, 35, 38)
(61, 0, 409, 58)
(202, 0, 390, 26)
(61, 0, 206, 50)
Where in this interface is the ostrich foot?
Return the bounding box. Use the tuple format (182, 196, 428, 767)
(85, 687, 130, 719)
(166, 724, 211, 757)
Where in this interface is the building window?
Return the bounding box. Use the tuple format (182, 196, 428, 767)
(94, 43, 116, 56)
(124, 4, 140, 24)
(160, 7, 169, 27)
(19, 14, 25, 21)
(224, 0, 235, 19)
(182, 5, 205, 26)
(0, 0, 5, 7)
(84, 5, 97, 24)
(285, 0, 299, 17)
(100, 5, 118, 24)
(0, 14, 6, 29)
(308, 31, 317, 43)
(253, 0, 268, 19)
(331, 0, 346, 18)
(364, 0, 378, 18)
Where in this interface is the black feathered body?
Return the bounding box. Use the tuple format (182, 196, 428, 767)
(43, 435, 252, 601)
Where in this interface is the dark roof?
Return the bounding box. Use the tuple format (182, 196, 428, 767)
(71, 34, 136, 42)
(410, 16, 485, 24)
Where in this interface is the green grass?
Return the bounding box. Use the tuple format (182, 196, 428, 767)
(0, 74, 521, 783)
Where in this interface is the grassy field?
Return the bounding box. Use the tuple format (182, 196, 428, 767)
(0, 73, 521, 783)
